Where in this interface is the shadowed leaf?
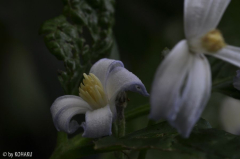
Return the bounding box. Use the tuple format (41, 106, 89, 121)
(40, 0, 115, 95)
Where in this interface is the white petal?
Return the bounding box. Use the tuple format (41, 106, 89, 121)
(185, 0, 230, 40)
(149, 40, 193, 121)
(207, 45, 240, 68)
(170, 55, 211, 138)
(220, 97, 240, 135)
(233, 70, 240, 90)
(106, 66, 149, 117)
(50, 95, 92, 134)
(82, 105, 112, 138)
(90, 58, 124, 92)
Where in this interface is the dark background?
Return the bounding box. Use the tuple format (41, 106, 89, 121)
(1, 0, 240, 158)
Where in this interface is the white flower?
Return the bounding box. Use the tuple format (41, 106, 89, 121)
(233, 70, 240, 90)
(51, 58, 149, 138)
(150, 0, 240, 138)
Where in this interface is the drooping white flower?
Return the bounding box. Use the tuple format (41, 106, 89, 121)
(233, 70, 240, 90)
(51, 58, 149, 138)
(150, 0, 240, 138)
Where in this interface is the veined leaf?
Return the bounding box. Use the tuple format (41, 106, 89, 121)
(50, 119, 240, 159)
(40, 0, 115, 95)
(95, 119, 240, 159)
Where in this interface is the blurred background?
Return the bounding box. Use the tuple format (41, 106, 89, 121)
(1, 0, 240, 158)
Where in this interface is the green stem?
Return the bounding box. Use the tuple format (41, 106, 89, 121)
(50, 134, 96, 159)
(114, 92, 127, 159)
(56, 132, 68, 147)
(138, 150, 147, 159)
(117, 119, 125, 138)
(137, 120, 156, 159)
(115, 91, 127, 138)
(112, 122, 118, 137)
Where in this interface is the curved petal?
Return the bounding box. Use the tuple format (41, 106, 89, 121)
(50, 95, 92, 134)
(149, 40, 193, 121)
(233, 70, 240, 90)
(185, 0, 230, 40)
(82, 105, 112, 138)
(90, 58, 124, 92)
(106, 66, 149, 117)
(206, 45, 240, 68)
(170, 55, 211, 138)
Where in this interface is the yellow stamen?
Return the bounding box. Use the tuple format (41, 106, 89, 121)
(79, 73, 107, 109)
(201, 29, 226, 53)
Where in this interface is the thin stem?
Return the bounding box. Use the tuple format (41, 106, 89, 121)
(112, 122, 118, 137)
(114, 91, 127, 159)
(137, 120, 156, 159)
(138, 150, 147, 159)
(56, 132, 68, 147)
(115, 91, 127, 138)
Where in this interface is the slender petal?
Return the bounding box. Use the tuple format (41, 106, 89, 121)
(50, 95, 92, 133)
(206, 45, 240, 68)
(233, 70, 240, 90)
(149, 40, 193, 121)
(184, 0, 230, 40)
(82, 105, 112, 138)
(106, 66, 149, 117)
(90, 58, 124, 92)
(170, 55, 211, 138)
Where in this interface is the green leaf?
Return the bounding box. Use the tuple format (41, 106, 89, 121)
(50, 134, 96, 159)
(40, 0, 115, 95)
(95, 119, 210, 151)
(174, 129, 240, 159)
(49, 119, 240, 159)
(209, 56, 240, 99)
(95, 118, 240, 159)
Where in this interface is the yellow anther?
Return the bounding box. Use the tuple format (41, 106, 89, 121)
(201, 29, 226, 53)
(79, 73, 107, 109)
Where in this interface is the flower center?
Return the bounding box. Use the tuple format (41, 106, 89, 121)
(79, 73, 107, 109)
(201, 29, 226, 53)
